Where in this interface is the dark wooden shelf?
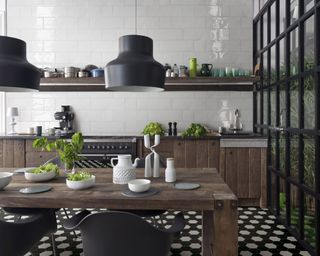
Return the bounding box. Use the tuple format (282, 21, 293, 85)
(40, 76, 259, 92)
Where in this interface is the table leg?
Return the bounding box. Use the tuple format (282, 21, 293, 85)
(202, 200, 238, 256)
(202, 210, 214, 256)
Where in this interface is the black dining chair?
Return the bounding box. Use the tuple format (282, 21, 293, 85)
(0, 208, 57, 256)
(3, 156, 78, 239)
(63, 210, 186, 256)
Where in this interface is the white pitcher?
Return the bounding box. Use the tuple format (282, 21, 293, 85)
(111, 155, 139, 184)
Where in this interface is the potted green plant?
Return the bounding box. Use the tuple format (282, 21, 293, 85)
(181, 123, 207, 138)
(33, 132, 84, 174)
(142, 122, 165, 136)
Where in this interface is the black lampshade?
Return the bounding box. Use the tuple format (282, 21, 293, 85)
(105, 35, 165, 92)
(0, 36, 40, 92)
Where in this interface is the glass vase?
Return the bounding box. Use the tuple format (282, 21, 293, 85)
(64, 161, 76, 174)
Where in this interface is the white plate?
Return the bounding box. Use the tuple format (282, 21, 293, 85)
(14, 167, 37, 173)
(24, 169, 56, 182)
(66, 175, 95, 190)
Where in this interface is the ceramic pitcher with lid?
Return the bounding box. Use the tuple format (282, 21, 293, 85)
(111, 155, 139, 184)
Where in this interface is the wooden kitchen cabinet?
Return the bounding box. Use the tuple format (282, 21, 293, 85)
(25, 140, 57, 167)
(137, 138, 220, 169)
(219, 139, 267, 208)
(0, 139, 25, 168)
(0, 139, 57, 168)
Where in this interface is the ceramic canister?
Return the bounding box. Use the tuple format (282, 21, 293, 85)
(165, 158, 176, 183)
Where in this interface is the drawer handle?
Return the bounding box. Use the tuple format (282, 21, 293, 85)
(229, 151, 232, 155)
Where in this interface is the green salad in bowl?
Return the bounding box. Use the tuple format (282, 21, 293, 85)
(67, 171, 92, 181)
(66, 171, 95, 190)
(31, 163, 59, 175)
(25, 163, 59, 182)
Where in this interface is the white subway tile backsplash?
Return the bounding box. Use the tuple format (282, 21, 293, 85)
(5, 0, 254, 134)
(7, 0, 252, 68)
(6, 91, 253, 134)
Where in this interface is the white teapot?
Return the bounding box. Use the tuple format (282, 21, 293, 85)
(111, 155, 140, 184)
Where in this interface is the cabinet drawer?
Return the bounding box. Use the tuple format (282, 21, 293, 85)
(26, 152, 57, 167)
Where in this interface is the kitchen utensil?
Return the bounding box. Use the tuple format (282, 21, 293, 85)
(66, 175, 95, 190)
(168, 122, 173, 136)
(90, 68, 104, 78)
(36, 126, 42, 136)
(128, 179, 151, 193)
(47, 128, 55, 136)
(173, 122, 177, 136)
(165, 158, 176, 183)
(111, 155, 139, 184)
(0, 172, 13, 190)
(179, 65, 187, 77)
(29, 127, 35, 134)
(218, 126, 225, 134)
(189, 58, 197, 78)
(78, 70, 89, 78)
(24, 169, 56, 182)
(200, 64, 213, 77)
(122, 187, 159, 198)
(19, 185, 52, 194)
(165, 68, 171, 77)
(64, 67, 78, 78)
(84, 64, 98, 73)
(225, 66, 233, 77)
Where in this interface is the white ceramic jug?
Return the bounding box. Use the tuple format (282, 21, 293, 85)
(111, 155, 140, 184)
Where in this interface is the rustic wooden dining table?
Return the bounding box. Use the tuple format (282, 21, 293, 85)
(0, 168, 238, 256)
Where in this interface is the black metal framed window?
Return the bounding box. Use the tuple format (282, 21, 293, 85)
(253, 0, 320, 255)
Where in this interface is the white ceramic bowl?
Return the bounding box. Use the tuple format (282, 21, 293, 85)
(25, 169, 56, 182)
(66, 175, 95, 190)
(128, 179, 151, 193)
(0, 172, 13, 190)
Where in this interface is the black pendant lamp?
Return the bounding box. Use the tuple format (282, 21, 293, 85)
(105, 35, 165, 92)
(0, 36, 40, 91)
(105, 0, 165, 92)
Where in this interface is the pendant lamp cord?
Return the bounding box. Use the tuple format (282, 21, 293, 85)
(3, 0, 7, 36)
(135, 0, 137, 34)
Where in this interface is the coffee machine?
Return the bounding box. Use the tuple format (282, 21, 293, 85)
(54, 105, 75, 134)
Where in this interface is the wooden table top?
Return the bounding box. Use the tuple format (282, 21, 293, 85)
(0, 168, 237, 210)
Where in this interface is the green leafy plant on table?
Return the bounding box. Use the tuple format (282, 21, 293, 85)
(142, 122, 165, 136)
(31, 162, 59, 175)
(67, 171, 92, 181)
(33, 132, 84, 172)
(181, 123, 207, 138)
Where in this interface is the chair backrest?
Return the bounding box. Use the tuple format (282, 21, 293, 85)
(0, 209, 57, 256)
(78, 211, 173, 256)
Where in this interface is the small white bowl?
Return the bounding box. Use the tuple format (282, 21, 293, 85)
(0, 172, 13, 190)
(66, 175, 95, 190)
(128, 179, 151, 193)
(25, 169, 56, 182)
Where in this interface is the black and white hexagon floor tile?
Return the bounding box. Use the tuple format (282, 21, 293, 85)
(0, 207, 311, 256)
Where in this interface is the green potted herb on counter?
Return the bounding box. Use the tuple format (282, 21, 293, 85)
(181, 123, 207, 138)
(142, 122, 165, 136)
(32, 132, 84, 173)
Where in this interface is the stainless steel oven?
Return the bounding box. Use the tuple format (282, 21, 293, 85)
(75, 138, 137, 168)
